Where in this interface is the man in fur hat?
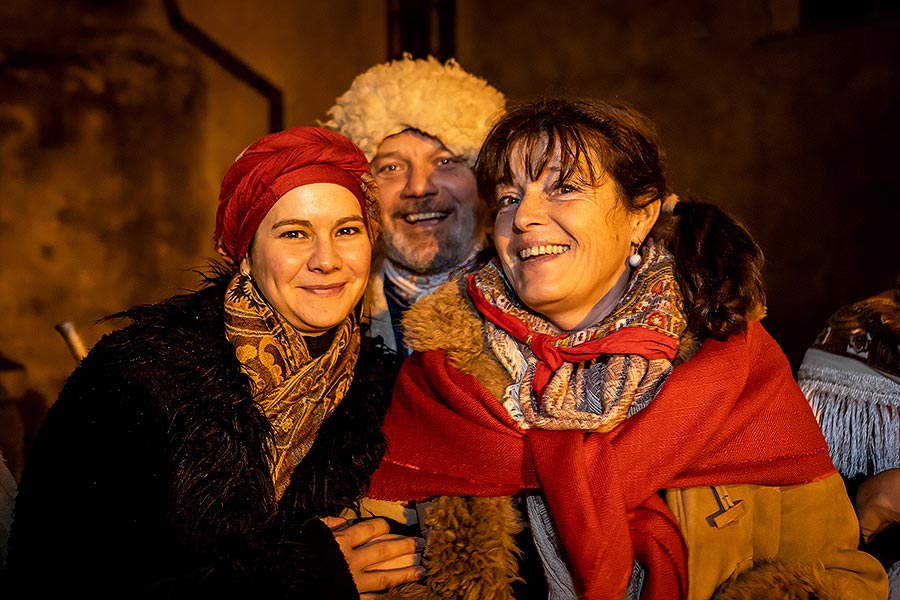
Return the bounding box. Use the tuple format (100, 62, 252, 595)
(324, 55, 505, 356)
(323, 56, 518, 586)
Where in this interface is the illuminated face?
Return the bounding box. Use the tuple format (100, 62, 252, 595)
(241, 183, 372, 334)
(493, 144, 655, 331)
(371, 130, 484, 274)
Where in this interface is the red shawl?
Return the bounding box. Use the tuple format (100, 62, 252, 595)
(368, 322, 836, 599)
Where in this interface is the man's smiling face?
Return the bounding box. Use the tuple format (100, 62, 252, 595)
(371, 129, 484, 275)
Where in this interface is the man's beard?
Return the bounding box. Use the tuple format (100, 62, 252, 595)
(383, 227, 477, 275)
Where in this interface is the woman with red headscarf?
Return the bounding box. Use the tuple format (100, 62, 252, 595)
(4, 127, 424, 598)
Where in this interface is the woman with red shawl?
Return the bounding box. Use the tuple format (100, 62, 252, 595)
(368, 100, 887, 599)
(4, 127, 424, 598)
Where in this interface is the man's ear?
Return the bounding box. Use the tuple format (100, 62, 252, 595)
(240, 255, 252, 277)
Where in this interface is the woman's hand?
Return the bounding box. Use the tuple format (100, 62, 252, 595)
(322, 517, 425, 598)
(856, 468, 900, 543)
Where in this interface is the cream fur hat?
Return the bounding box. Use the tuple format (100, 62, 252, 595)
(323, 55, 505, 168)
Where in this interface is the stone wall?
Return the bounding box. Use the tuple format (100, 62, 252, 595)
(0, 2, 208, 472)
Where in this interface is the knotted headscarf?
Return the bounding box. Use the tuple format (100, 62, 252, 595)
(215, 126, 380, 262)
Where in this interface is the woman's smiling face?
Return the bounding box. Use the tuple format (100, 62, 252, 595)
(492, 142, 647, 331)
(241, 182, 372, 334)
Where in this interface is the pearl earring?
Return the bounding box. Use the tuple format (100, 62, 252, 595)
(627, 241, 642, 268)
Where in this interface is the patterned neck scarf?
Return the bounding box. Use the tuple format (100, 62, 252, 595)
(223, 273, 360, 499)
(382, 241, 487, 308)
(467, 239, 686, 431)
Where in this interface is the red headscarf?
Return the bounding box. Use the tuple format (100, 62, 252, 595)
(214, 126, 379, 262)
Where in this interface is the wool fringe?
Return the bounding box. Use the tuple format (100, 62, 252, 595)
(799, 364, 900, 476)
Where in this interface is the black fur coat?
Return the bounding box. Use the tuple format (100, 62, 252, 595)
(2, 271, 400, 598)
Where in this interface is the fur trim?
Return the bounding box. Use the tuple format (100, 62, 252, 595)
(712, 560, 852, 600)
(398, 277, 713, 599)
(383, 281, 529, 598)
(385, 496, 523, 600)
(323, 55, 505, 167)
(402, 279, 510, 398)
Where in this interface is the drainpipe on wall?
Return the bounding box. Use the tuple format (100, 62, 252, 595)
(162, 0, 284, 133)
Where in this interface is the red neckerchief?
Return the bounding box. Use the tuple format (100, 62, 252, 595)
(369, 322, 836, 600)
(466, 273, 678, 404)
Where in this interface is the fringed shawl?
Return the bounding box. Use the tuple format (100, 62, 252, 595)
(799, 348, 900, 476)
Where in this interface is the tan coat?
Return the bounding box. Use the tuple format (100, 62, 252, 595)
(386, 281, 887, 600)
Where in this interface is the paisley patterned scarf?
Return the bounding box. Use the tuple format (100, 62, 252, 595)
(223, 273, 360, 499)
(468, 239, 686, 431)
